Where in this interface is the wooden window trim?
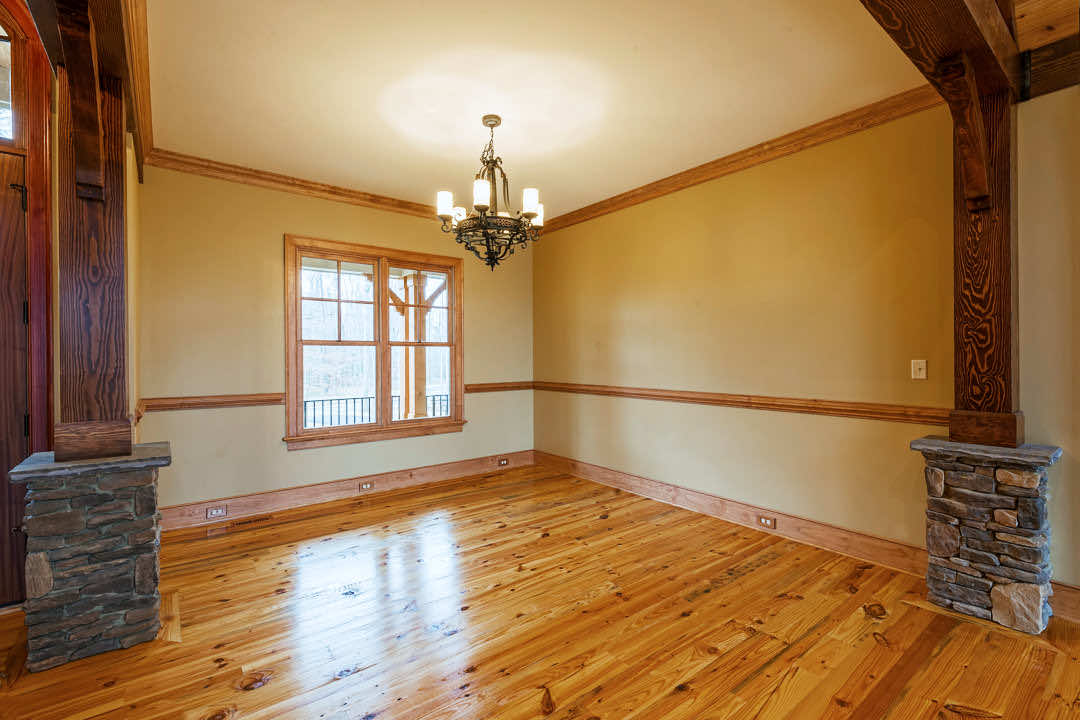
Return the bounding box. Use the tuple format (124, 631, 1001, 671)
(283, 234, 465, 450)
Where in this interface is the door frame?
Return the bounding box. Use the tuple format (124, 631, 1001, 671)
(0, 0, 52, 455)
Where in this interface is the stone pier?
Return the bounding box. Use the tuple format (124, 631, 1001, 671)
(9, 443, 172, 672)
(912, 436, 1061, 634)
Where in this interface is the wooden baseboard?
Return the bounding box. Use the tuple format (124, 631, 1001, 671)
(157, 445, 1080, 624)
(159, 450, 536, 530)
(532, 450, 1080, 624)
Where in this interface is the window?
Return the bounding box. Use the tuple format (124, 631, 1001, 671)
(0, 24, 12, 140)
(0, 10, 26, 148)
(284, 235, 464, 449)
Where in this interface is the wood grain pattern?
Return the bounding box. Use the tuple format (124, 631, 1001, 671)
(145, 148, 435, 219)
(534, 451, 929, 577)
(859, 0, 1023, 446)
(160, 450, 538, 529)
(56, 0, 103, 191)
(56, 70, 129, 440)
(949, 408, 1024, 446)
(1016, 0, 1080, 50)
(930, 53, 991, 209)
(858, 0, 1019, 94)
(0, 152, 28, 607)
(544, 85, 944, 234)
(1027, 33, 1080, 99)
(533, 381, 953, 426)
(52, 419, 132, 461)
(1, 464, 1079, 718)
(533, 451, 1080, 622)
(952, 91, 1018, 425)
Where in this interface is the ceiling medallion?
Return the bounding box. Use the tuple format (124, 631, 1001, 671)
(436, 114, 543, 270)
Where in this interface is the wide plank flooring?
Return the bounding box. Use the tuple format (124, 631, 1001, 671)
(2, 464, 1080, 718)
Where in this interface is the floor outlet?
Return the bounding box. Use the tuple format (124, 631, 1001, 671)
(497, 458, 510, 467)
(206, 505, 228, 520)
(360, 481, 375, 491)
(757, 515, 777, 530)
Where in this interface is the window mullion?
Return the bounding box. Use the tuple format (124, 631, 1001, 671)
(379, 257, 391, 428)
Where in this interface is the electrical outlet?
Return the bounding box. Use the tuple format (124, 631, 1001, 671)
(359, 481, 375, 491)
(206, 505, 228, 520)
(497, 458, 509, 467)
(757, 515, 777, 530)
(911, 359, 928, 380)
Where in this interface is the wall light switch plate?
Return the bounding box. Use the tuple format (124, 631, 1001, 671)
(911, 359, 928, 380)
(206, 505, 227, 520)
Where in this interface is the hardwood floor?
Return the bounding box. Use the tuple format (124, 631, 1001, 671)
(2, 464, 1079, 718)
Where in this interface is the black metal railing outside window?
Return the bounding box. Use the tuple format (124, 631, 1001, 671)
(305, 394, 450, 428)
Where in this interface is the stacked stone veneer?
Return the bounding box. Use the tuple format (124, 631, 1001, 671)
(9, 442, 172, 672)
(912, 436, 1062, 634)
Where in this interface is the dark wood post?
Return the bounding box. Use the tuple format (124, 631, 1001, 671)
(53, 0, 132, 460)
(859, 0, 1024, 447)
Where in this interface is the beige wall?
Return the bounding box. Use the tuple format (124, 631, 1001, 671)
(534, 105, 954, 552)
(534, 94, 1080, 586)
(134, 88, 1079, 583)
(1018, 87, 1080, 586)
(136, 167, 533, 507)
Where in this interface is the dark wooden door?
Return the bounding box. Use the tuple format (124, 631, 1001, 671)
(0, 151, 28, 606)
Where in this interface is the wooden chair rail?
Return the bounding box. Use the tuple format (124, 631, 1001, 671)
(137, 382, 951, 426)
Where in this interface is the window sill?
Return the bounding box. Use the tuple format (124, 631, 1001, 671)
(283, 418, 467, 450)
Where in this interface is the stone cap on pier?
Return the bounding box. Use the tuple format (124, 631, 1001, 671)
(9, 442, 172, 483)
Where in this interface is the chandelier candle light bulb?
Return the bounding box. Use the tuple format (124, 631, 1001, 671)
(436, 114, 543, 269)
(522, 188, 539, 218)
(436, 191, 454, 219)
(472, 179, 491, 211)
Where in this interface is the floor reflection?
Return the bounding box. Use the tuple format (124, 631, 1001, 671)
(292, 511, 468, 704)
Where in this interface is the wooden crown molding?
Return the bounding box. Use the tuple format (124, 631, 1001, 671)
(120, 0, 151, 180)
(544, 84, 945, 234)
(136, 382, 951, 427)
(139, 86, 943, 232)
(143, 148, 435, 219)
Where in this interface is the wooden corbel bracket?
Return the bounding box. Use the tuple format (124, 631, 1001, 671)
(57, 0, 105, 201)
(930, 53, 992, 212)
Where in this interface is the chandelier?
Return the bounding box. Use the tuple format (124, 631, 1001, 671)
(436, 114, 543, 269)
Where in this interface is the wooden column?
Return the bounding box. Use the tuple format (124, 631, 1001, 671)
(53, 0, 131, 460)
(948, 89, 1022, 446)
(859, 0, 1024, 447)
